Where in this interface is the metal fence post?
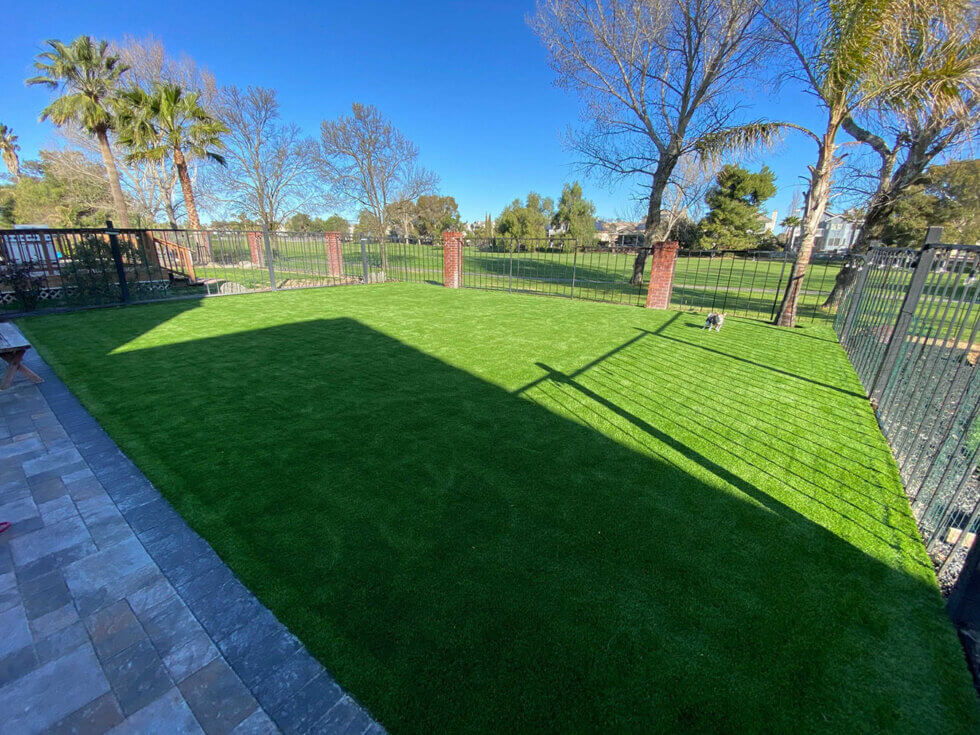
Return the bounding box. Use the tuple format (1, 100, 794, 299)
(360, 240, 370, 283)
(869, 239, 938, 402)
(570, 245, 578, 300)
(105, 220, 130, 304)
(262, 226, 277, 290)
(837, 255, 870, 346)
(770, 251, 789, 321)
(508, 244, 514, 292)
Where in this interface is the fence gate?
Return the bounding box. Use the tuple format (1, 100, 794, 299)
(836, 241, 980, 591)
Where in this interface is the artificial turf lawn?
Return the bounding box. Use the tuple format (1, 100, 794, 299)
(18, 283, 979, 733)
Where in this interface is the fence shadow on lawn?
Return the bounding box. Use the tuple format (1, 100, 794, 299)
(651, 324, 866, 398)
(30, 313, 975, 733)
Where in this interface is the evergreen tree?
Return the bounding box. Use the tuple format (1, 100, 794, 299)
(699, 165, 776, 250)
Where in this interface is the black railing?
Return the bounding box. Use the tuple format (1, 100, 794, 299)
(672, 249, 846, 323)
(460, 238, 650, 306)
(2, 228, 849, 324)
(836, 240, 980, 591)
(0, 225, 175, 313)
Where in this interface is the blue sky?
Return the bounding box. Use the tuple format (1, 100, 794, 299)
(4, 0, 826, 224)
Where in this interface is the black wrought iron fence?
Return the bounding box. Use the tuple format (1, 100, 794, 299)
(376, 238, 445, 285)
(456, 240, 846, 321)
(672, 250, 846, 323)
(460, 238, 651, 306)
(0, 226, 175, 313)
(835, 241, 980, 589)
(1, 226, 439, 313)
(3, 226, 849, 325)
(154, 230, 391, 293)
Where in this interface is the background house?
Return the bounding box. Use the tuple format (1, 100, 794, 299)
(814, 211, 861, 252)
(595, 220, 644, 248)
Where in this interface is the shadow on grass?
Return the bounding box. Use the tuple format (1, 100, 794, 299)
(40, 315, 973, 733)
(640, 324, 866, 399)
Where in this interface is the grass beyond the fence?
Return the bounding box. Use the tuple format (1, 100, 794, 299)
(19, 284, 978, 733)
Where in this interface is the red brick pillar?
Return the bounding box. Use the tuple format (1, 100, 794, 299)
(247, 231, 265, 267)
(324, 232, 343, 278)
(443, 231, 463, 289)
(645, 241, 679, 309)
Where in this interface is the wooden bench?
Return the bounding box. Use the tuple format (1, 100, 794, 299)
(0, 322, 43, 390)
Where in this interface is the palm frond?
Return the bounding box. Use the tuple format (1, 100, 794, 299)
(26, 35, 127, 134)
(694, 122, 787, 160)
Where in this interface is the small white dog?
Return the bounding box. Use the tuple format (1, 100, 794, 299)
(702, 313, 725, 331)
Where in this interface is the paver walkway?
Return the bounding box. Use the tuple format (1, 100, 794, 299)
(0, 348, 383, 734)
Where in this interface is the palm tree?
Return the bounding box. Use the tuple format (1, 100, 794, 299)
(115, 83, 227, 231)
(764, 0, 971, 327)
(0, 125, 21, 179)
(780, 215, 802, 251)
(820, 10, 979, 309)
(27, 36, 131, 226)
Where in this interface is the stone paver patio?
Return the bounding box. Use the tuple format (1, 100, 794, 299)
(0, 348, 383, 734)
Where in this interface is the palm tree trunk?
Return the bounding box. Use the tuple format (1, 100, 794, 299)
(776, 132, 836, 327)
(96, 128, 130, 227)
(173, 148, 212, 262)
(3, 151, 19, 180)
(173, 148, 202, 230)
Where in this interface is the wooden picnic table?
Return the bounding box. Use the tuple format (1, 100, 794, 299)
(0, 322, 43, 390)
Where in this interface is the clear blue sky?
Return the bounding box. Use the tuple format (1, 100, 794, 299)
(4, 0, 825, 224)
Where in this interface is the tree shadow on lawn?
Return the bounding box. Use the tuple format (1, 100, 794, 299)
(51, 317, 978, 733)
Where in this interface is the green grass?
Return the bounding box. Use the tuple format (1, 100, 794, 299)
(18, 283, 978, 733)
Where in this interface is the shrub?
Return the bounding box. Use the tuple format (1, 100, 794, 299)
(0, 260, 47, 311)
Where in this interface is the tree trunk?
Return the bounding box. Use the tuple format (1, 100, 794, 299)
(377, 213, 389, 273)
(822, 141, 932, 309)
(821, 200, 890, 309)
(96, 128, 130, 227)
(173, 148, 202, 230)
(629, 162, 674, 285)
(776, 131, 836, 327)
(173, 148, 213, 262)
(163, 198, 178, 231)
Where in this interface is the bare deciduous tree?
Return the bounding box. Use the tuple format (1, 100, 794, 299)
(112, 35, 219, 105)
(208, 86, 322, 230)
(387, 198, 417, 242)
(530, 0, 780, 284)
(662, 155, 716, 238)
(319, 103, 438, 270)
